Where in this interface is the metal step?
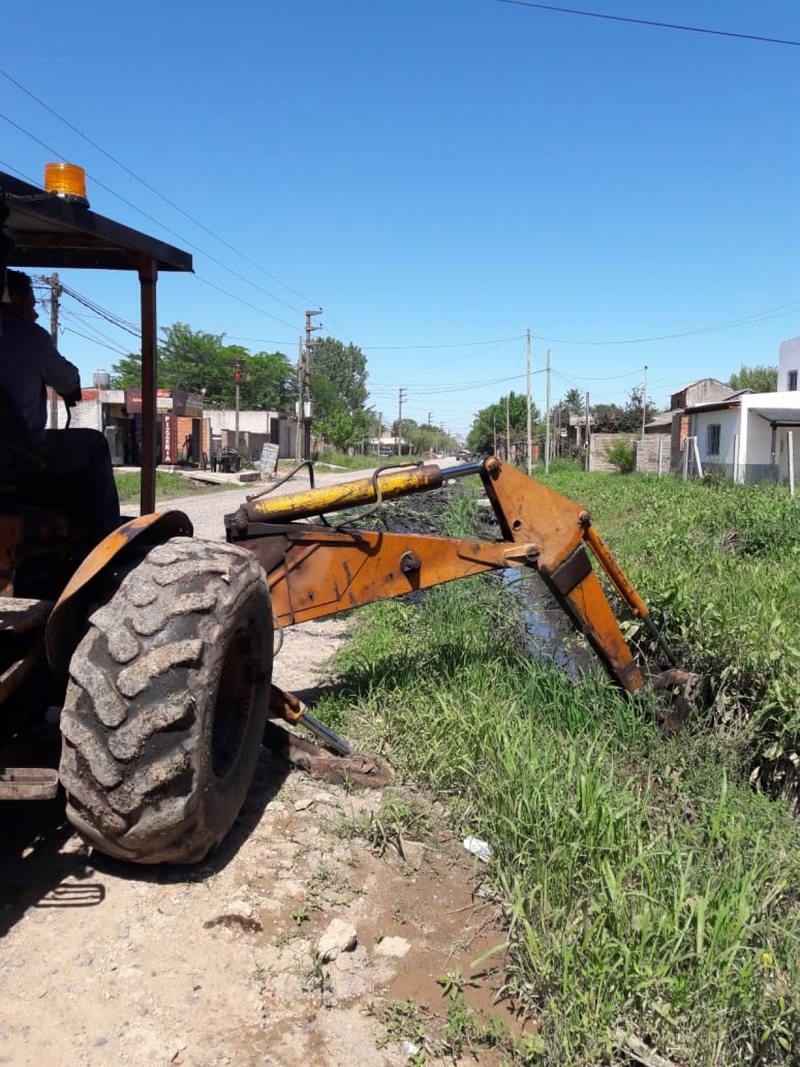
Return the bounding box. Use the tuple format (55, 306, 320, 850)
(0, 767, 59, 801)
(0, 646, 43, 705)
(0, 598, 53, 634)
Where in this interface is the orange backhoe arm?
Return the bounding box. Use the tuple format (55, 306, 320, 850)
(226, 457, 654, 692)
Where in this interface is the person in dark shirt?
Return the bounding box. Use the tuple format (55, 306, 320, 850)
(0, 271, 81, 435)
(0, 270, 120, 544)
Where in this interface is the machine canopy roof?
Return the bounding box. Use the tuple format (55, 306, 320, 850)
(1, 171, 193, 273)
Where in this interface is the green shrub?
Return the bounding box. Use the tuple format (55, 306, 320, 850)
(605, 436, 636, 473)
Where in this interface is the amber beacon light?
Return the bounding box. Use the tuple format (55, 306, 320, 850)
(44, 162, 89, 206)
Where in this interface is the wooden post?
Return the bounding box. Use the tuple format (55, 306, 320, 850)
(544, 349, 551, 473)
(584, 390, 590, 471)
(732, 432, 739, 484)
(505, 392, 511, 462)
(525, 327, 532, 475)
(682, 439, 689, 481)
(138, 257, 158, 515)
(789, 431, 795, 498)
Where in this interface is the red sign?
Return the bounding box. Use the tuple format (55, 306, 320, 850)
(161, 414, 178, 464)
(125, 388, 171, 414)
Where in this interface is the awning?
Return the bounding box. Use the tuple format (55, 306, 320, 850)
(1, 170, 192, 273)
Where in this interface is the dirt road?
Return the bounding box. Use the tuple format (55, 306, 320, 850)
(1, 462, 510, 1066)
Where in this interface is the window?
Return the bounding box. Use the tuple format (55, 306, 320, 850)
(789, 370, 798, 392)
(706, 423, 721, 456)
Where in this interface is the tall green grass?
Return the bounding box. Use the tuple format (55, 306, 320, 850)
(313, 450, 430, 471)
(315, 478, 800, 1064)
(113, 470, 227, 503)
(541, 472, 800, 797)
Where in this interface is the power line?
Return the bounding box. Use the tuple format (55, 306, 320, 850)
(551, 366, 645, 383)
(59, 283, 141, 336)
(0, 112, 307, 324)
(60, 309, 140, 357)
(0, 67, 319, 309)
(194, 273, 299, 331)
(363, 335, 523, 350)
(535, 301, 800, 347)
(494, 0, 800, 48)
(62, 323, 129, 356)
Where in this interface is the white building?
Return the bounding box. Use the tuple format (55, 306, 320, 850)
(778, 336, 800, 393)
(687, 392, 800, 484)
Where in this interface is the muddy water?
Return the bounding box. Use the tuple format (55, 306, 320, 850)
(504, 569, 600, 680)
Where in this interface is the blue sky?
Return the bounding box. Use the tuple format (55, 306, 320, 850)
(5, 0, 799, 435)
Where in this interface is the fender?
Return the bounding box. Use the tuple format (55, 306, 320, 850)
(45, 511, 193, 676)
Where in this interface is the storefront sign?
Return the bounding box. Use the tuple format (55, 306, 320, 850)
(259, 443, 280, 475)
(125, 387, 172, 414)
(161, 413, 178, 464)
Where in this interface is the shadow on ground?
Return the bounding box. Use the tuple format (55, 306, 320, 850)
(0, 743, 291, 937)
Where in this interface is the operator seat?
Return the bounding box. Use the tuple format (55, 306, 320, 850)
(0, 387, 91, 599)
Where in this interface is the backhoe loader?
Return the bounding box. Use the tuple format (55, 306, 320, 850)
(1, 165, 678, 866)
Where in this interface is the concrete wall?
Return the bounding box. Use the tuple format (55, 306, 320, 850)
(589, 433, 634, 472)
(778, 337, 800, 392)
(635, 433, 670, 474)
(207, 409, 278, 435)
(670, 378, 731, 411)
(46, 387, 102, 431)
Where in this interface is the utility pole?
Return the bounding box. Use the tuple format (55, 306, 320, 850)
(427, 410, 432, 426)
(295, 335, 304, 460)
(234, 357, 244, 449)
(493, 413, 497, 456)
(46, 273, 61, 428)
(505, 392, 511, 463)
(584, 390, 590, 471)
(642, 364, 648, 438)
(302, 309, 322, 460)
(397, 387, 406, 456)
(525, 327, 532, 474)
(544, 348, 552, 473)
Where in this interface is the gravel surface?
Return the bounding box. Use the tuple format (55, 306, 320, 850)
(138, 467, 386, 541)
(2, 459, 517, 1066)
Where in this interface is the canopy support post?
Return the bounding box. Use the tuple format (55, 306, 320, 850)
(138, 257, 158, 515)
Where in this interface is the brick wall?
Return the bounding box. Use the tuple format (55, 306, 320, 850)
(635, 433, 670, 474)
(588, 433, 632, 472)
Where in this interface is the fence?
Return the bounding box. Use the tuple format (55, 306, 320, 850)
(587, 433, 670, 475)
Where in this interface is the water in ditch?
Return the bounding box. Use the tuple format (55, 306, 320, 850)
(504, 568, 601, 681)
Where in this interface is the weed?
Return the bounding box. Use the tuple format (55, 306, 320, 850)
(291, 906, 309, 928)
(250, 962, 268, 984)
(350, 791, 432, 859)
(306, 859, 360, 909)
(375, 999, 427, 1050)
(301, 951, 332, 1001)
(270, 930, 296, 950)
(322, 479, 800, 1064)
(436, 967, 480, 1001)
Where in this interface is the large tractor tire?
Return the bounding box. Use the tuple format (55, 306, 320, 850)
(58, 537, 273, 864)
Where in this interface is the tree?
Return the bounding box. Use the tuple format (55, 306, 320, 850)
(315, 408, 372, 451)
(310, 337, 368, 418)
(561, 388, 584, 415)
(591, 387, 656, 434)
(467, 392, 540, 455)
(729, 364, 777, 393)
(111, 323, 295, 410)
